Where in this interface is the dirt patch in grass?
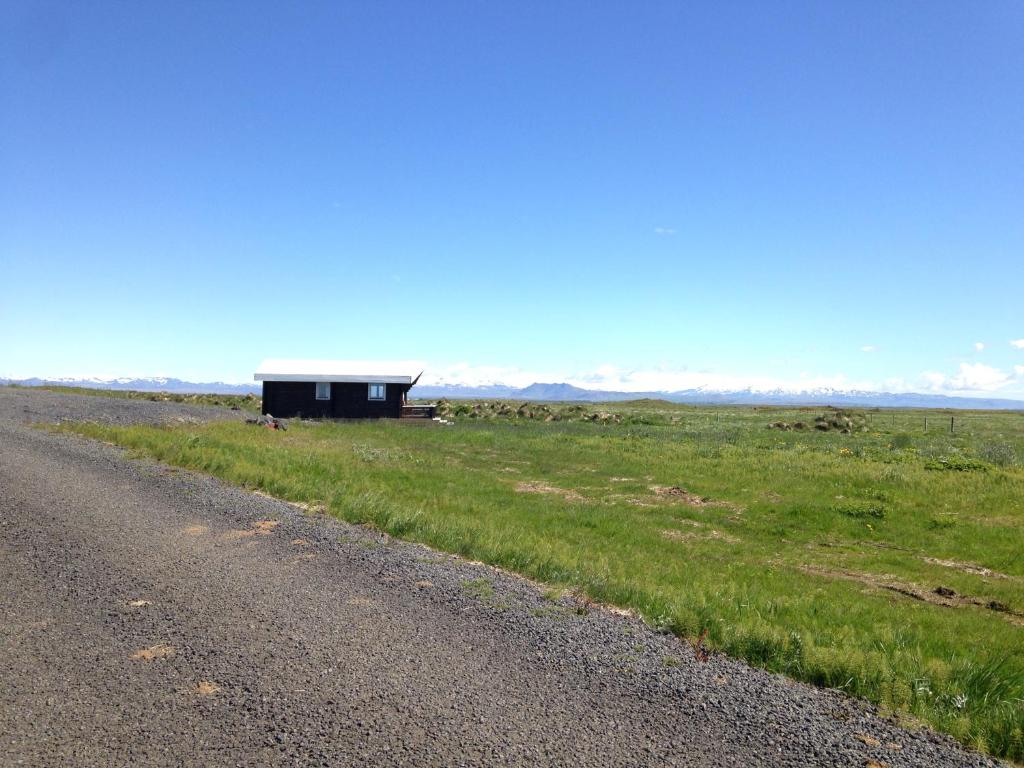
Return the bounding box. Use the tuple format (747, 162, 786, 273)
(922, 557, 1009, 580)
(626, 498, 657, 507)
(652, 485, 710, 504)
(650, 486, 741, 510)
(800, 565, 1024, 625)
(515, 481, 585, 503)
(662, 528, 740, 544)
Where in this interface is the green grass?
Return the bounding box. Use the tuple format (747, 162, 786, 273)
(25, 384, 262, 412)
(53, 400, 1024, 760)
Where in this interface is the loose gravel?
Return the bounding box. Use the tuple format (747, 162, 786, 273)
(0, 387, 1002, 766)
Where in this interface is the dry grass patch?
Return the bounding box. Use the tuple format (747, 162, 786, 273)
(800, 565, 1024, 625)
(219, 529, 255, 540)
(922, 557, 1009, 580)
(662, 528, 740, 544)
(650, 485, 742, 511)
(131, 644, 176, 661)
(515, 481, 585, 503)
(626, 497, 657, 507)
(194, 681, 220, 696)
(291, 500, 328, 514)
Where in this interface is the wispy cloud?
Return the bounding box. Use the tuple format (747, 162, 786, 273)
(920, 362, 1018, 393)
(860, 345, 876, 353)
(422, 363, 549, 390)
(653, 227, 676, 236)
(974, 342, 985, 351)
(1012, 339, 1024, 349)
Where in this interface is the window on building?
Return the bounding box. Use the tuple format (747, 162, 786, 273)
(368, 383, 386, 400)
(315, 382, 331, 400)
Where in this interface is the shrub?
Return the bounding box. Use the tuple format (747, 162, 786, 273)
(925, 456, 990, 472)
(832, 500, 887, 519)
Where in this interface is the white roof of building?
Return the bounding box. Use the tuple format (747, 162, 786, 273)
(254, 359, 423, 384)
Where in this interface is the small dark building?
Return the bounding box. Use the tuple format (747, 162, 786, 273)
(254, 359, 431, 419)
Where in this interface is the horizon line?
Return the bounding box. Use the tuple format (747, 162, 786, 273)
(3, 374, 1024, 406)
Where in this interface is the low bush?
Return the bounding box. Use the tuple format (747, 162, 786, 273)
(831, 500, 888, 519)
(925, 455, 990, 472)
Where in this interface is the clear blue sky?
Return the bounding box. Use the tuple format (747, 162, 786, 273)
(2, 1, 1023, 395)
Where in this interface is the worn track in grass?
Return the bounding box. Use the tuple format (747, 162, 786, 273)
(0, 388, 1001, 766)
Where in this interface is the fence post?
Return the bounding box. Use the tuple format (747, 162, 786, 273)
(950, 416, 954, 435)
(924, 416, 928, 432)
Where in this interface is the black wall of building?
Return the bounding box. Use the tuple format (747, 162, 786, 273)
(262, 381, 409, 418)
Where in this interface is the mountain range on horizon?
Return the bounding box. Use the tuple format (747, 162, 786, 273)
(4, 376, 1024, 411)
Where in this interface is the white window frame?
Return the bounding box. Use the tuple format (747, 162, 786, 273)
(315, 382, 331, 400)
(368, 383, 386, 401)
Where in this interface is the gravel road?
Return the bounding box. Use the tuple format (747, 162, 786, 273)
(0, 387, 1001, 767)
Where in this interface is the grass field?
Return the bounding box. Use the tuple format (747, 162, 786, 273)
(29, 384, 262, 411)
(56, 399, 1024, 760)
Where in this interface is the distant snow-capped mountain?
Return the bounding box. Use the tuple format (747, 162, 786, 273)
(4, 376, 1023, 410)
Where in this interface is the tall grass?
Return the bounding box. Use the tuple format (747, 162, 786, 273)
(55, 403, 1024, 761)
